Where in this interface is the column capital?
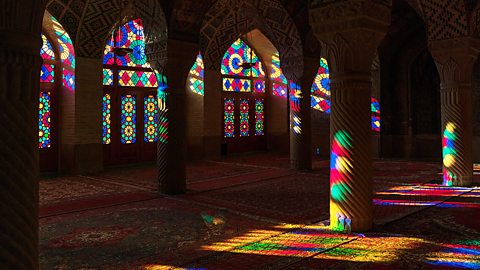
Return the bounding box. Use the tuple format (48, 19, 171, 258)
(310, 0, 391, 73)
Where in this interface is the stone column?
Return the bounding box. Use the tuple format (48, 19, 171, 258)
(290, 57, 319, 170)
(0, 1, 46, 268)
(59, 57, 103, 174)
(310, 0, 390, 232)
(203, 68, 222, 158)
(429, 38, 478, 187)
(157, 40, 198, 194)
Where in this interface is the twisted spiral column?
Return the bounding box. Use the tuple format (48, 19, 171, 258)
(0, 38, 41, 268)
(329, 74, 373, 232)
(439, 83, 473, 186)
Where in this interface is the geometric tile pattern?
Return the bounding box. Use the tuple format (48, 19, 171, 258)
(420, 0, 468, 40)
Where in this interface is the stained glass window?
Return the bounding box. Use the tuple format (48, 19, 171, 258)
(39, 32, 56, 149)
(121, 95, 137, 144)
(253, 80, 265, 93)
(104, 19, 149, 68)
(371, 97, 381, 132)
(144, 95, 159, 142)
(255, 99, 265, 136)
(270, 53, 288, 98)
(103, 69, 114, 86)
(224, 98, 235, 138)
(41, 64, 55, 83)
(188, 52, 205, 95)
(221, 38, 267, 140)
(311, 58, 331, 113)
(102, 18, 164, 152)
(39, 92, 51, 148)
(51, 16, 76, 91)
(41, 34, 55, 60)
(102, 94, 111, 145)
(271, 54, 287, 84)
(221, 39, 265, 77)
(118, 70, 158, 87)
(223, 78, 251, 92)
(239, 99, 249, 137)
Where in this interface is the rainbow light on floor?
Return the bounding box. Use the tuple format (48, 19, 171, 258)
(201, 224, 357, 258)
(330, 130, 353, 231)
(443, 122, 457, 186)
(426, 241, 480, 269)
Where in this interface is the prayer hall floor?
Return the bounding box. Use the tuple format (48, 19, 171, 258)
(39, 153, 480, 269)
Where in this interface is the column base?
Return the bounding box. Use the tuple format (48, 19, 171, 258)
(330, 216, 373, 232)
(454, 175, 473, 187)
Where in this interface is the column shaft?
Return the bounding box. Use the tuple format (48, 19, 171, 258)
(440, 83, 473, 186)
(329, 74, 373, 231)
(0, 36, 41, 270)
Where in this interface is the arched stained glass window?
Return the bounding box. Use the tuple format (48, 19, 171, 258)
(50, 16, 75, 91)
(221, 38, 267, 153)
(39, 33, 57, 149)
(188, 52, 205, 95)
(102, 18, 161, 165)
(104, 19, 150, 68)
(271, 53, 288, 98)
(222, 39, 265, 78)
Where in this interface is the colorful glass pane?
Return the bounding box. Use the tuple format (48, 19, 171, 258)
(189, 77, 204, 96)
(255, 99, 265, 136)
(224, 98, 235, 138)
(39, 92, 51, 149)
(40, 64, 55, 83)
(41, 34, 55, 60)
(273, 83, 288, 98)
(103, 19, 149, 68)
(63, 69, 75, 91)
(221, 39, 265, 77)
(311, 96, 331, 113)
(144, 95, 159, 143)
(52, 16, 75, 68)
(188, 52, 205, 95)
(102, 94, 111, 145)
(270, 53, 287, 85)
(311, 58, 331, 113)
(253, 80, 265, 93)
(239, 99, 249, 137)
(223, 78, 251, 92)
(49, 16, 75, 92)
(103, 69, 114, 86)
(121, 95, 136, 144)
(103, 37, 115, 65)
(371, 97, 381, 132)
(118, 70, 158, 87)
(190, 52, 204, 78)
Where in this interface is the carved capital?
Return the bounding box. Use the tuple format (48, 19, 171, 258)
(310, 0, 390, 73)
(429, 37, 480, 83)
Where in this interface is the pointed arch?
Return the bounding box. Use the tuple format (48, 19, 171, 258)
(200, 0, 303, 80)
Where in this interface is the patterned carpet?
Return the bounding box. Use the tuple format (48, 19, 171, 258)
(39, 154, 480, 269)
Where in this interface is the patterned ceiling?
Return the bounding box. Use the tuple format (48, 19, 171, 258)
(44, 0, 480, 61)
